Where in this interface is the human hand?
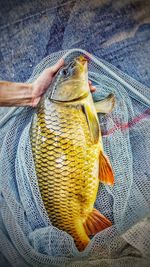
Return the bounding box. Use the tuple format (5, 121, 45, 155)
(31, 58, 96, 107)
(31, 58, 64, 107)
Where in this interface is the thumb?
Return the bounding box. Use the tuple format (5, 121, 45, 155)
(32, 58, 65, 97)
(50, 58, 64, 75)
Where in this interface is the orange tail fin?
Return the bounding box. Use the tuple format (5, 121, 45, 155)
(83, 208, 112, 237)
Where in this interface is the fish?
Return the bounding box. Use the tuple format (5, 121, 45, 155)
(30, 55, 115, 251)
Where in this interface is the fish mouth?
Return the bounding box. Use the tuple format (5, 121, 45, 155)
(76, 55, 88, 64)
(75, 56, 88, 70)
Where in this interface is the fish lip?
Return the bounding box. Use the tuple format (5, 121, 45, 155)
(77, 55, 89, 64)
(80, 58, 88, 65)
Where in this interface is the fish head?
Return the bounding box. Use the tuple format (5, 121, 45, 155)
(48, 55, 90, 102)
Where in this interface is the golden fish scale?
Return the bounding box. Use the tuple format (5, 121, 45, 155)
(31, 100, 100, 247)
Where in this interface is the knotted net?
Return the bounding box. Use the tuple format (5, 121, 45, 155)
(0, 49, 150, 267)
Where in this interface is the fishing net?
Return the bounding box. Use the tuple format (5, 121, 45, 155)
(0, 48, 150, 267)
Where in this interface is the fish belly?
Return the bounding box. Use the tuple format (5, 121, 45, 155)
(30, 100, 100, 250)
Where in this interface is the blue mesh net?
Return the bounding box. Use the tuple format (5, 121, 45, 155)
(0, 49, 150, 267)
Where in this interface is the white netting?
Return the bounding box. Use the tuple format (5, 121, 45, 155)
(0, 49, 150, 267)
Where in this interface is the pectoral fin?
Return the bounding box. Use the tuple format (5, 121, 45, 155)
(99, 151, 114, 185)
(94, 94, 115, 114)
(83, 208, 112, 237)
(82, 103, 99, 144)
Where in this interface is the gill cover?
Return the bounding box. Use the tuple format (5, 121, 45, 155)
(48, 56, 90, 102)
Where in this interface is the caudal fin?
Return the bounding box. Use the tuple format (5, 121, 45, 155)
(83, 208, 112, 237)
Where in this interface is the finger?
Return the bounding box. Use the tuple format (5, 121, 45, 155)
(88, 80, 97, 92)
(90, 86, 96, 92)
(51, 58, 65, 74)
(31, 96, 41, 107)
(33, 58, 65, 97)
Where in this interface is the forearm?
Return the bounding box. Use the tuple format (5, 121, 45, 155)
(0, 81, 33, 106)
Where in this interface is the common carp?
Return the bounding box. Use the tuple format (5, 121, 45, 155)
(30, 55, 115, 251)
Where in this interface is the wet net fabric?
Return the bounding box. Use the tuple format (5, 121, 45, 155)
(0, 49, 150, 267)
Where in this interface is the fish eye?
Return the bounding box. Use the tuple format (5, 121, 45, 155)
(62, 69, 68, 76)
(59, 68, 67, 77)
